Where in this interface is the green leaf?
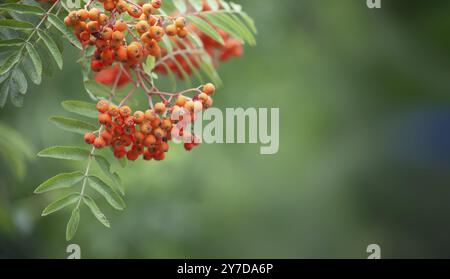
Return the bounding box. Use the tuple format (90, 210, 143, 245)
(173, 0, 187, 13)
(188, 0, 203, 11)
(49, 116, 97, 135)
(38, 146, 90, 161)
(0, 142, 26, 179)
(0, 123, 34, 159)
(203, 13, 248, 44)
(88, 176, 125, 210)
(143, 55, 155, 74)
(0, 50, 22, 76)
(0, 3, 45, 15)
(0, 80, 10, 108)
(61, 100, 98, 119)
(0, 38, 24, 47)
(206, 0, 219, 10)
(84, 80, 111, 98)
(0, 19, 33, 30)
(23, 44, 42, 84)
(38, 30, 63, 70)
(94, 155, 124, 195)
(41, 193, 80, 216)
(187, 15, 225, 45)
(47, 14, 82, 50)
(66, 207, 80, 241)
(11, 68, 27, 94)
(34, 171, 84, 194)
(9, 79, 23, 107)
(117, 156, 127, 168)
(82, 195, 110, 228)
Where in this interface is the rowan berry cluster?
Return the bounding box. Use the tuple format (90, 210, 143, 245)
(155, 0, 243, 79)
(63, 0, 189, 72)
(84, 83, 215, 161)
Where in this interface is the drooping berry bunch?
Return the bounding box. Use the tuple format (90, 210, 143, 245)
(63, 0, 189, 72)
(154, 0, 243, 79)
(84, 83, 215, 161)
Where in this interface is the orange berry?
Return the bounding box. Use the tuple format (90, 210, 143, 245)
(87, 21, 100, 33)
(146, 41, 161, 56)
(114, 46, 128, 62)
(64, 16, 73, 26)
(175, 17, 186, 28)
(203, 83, 215, 95)
(127, 5, 142, 18)
(79, 31, 90, 41)
(148, 16, 157, 26)
(143, 150, 153, 160)
(119, 105, 132, 117)
(161, 118, 172, 130)
(68, 11, 78, 22)
(176, 95, 187, 107)
(98, 13, 108, 25)
(76, 9, 89, 21)
(140, 122, 153, 134)
(143, 134, 156, 147)
(84, 132, 96, 144)
(101, 27, 113, 40)
(151, 0, 161, 9)
(108, 104, 119, 116)
(96, 99, 110, 113)
(198, 92, 208, 103)
(91, 60, 103, 71)
(149, 25, 164, 40)
(115, 20, 127, 32)
(111, 39, 123, 50)
(98, 113, 112, 124)
(205, 96, 213, 108)
(153, 127, 165, 139)
(153, 151, 165, 161)
(165, 24, 177, 36)
(154, 102, 166, 114)
(144, 109, 157, 121)
(159, 141, 169, 152)
(140, 32, 153, 44)
(184, 100, 195, 112)
(93, 137, 106, 149)
(127, 42, 141, 58)
(74, 21, 87, 33)
(88, 8, 100, 21)
(133, 111, 145, 124)
(127, 149, 140, 161)
(124, 116, 135, 126)
(101, 48, 114, 65)
(104, 0, 115, 11)
(95, 39, 108, 49)
(135, 20, 150, 34)
(177, 27, 188, 38)
(142, 3, 153, 15)
(116, 0, 128, 13)
(150, 117, 161, 129)
(101, 130, 112, 143)
(133, 131, 145, 143)
(112, 31, 124, 41)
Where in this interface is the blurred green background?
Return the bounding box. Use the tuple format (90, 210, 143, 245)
(2, 0, 450, 258)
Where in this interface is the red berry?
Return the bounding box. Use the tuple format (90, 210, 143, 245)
(93, 137, 106, 149)
(84, 132, 96, 144)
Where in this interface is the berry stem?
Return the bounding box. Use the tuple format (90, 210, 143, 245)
(25, 0, 60, 44)
(154, 49, 204, 68)
(75, 125, 103, 209)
